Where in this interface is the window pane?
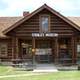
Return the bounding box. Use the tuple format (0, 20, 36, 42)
(0, 44, 7, 56)
(41, 16, 49, 32)
(21, 43, 32, 54)
(77, 38, 80, 64)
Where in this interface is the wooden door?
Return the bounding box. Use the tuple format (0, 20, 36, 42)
(35, 40, 53, 63)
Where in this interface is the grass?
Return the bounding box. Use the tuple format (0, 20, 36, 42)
(0, 66, 31, 76)
(0, 66, 80, 80)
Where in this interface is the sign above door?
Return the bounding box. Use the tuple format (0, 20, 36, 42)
(32, 33, 58, 37)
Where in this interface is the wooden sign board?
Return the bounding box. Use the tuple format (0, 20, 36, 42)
(32, 33, 58, 37)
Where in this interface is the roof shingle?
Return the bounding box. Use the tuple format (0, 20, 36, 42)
(0, 17, 23, 37)
(67, 17, 80, 27)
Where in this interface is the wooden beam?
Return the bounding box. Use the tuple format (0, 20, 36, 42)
(54, 37, 59, 64)
(32, 38, 35, 64)
(12, 38, 14, 60)
(73, 37, 77, 64)
(32, 38, 35, 49)
(71, 37, 76, 64)
(15, 37, 19, 59)
(12, 37, 16, 60)
(12, 37, 19, 60)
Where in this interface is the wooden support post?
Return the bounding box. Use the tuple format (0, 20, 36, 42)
(74, 37, 77, 64)
(16, 37, 19, 59)
(32, 38, 35, 50)
(12, 37, 16, 60)
(71, 37, 76, 64)
(54, 37, 58, 64)
(12, 37, 19, 62)
(32, 38, 35, 64)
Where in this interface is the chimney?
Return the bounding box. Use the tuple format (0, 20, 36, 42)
(23, 11, 29, 17)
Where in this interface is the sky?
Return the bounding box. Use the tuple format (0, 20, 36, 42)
(0, 0, 80, 16)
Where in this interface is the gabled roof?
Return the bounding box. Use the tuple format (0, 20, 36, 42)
(0, 17, 80, 38)
(2, 4, 80, 35)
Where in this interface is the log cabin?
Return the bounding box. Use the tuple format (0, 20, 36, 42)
(0, 4, 80, 65)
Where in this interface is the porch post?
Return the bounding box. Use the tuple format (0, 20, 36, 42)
(16, 37, 19, 59)
(32, 38, 35, 63)
(54, 37, 58, 64)
(12, 37, 19, 61)
(32, 38, 35, 50)
(75, 37, 77, 64)
(71, 37, 76, 64)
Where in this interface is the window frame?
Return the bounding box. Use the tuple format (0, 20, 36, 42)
(39, 15, 50, 33)
(0, 43, 8, 57)
(77, 37, 80, 63)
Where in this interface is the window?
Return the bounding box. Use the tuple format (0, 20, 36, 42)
(40, 15, 49, 32)
(0, 43, 7, 56)
(21, 43, 32, 55)
(77, 38, 80, 64)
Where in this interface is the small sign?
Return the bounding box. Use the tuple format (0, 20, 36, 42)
(77, 45, 80, 52)
(32, 33, 44, 37)
(46, 33, 58, 37)
(32, 33, 58, 37)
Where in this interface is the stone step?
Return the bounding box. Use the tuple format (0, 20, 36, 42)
(33, 64, 58, 72)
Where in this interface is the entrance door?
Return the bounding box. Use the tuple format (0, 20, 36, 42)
(35, 40, 53, 63)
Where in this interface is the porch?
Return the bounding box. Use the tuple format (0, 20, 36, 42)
(11, 36, 77, 65)
(0, 60, 78, 72)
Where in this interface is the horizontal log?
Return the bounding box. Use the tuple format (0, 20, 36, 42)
(51, 27, 72, 30)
